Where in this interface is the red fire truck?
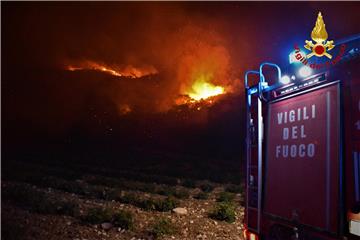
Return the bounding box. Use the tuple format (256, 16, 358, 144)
(243, 35, 360, 240)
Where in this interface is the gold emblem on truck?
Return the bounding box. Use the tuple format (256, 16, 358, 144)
(304, 12, 335, 59)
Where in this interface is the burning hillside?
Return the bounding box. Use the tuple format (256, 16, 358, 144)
(4, 1, 250, 139)
(52, 4, 240, 115)
(64, 27, 233, 113)
(65, 59, 227, 104)
(187, 78, 224, 101)
(66, 61, 158, 78)
(65, 62, 229, 112)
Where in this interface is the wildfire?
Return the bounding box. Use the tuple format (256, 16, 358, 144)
(66, 61, 158, 78)
(188, 79, 224, 101)
(175, 73, 226, 109)
(186, 74, 225, 101)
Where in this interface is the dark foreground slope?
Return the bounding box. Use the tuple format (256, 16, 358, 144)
(2, 160, 245, 240)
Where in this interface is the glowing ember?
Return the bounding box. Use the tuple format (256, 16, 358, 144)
(187, 74, 225, 101)
(118, 104, 132, 115)
(66, 61, 158, 78)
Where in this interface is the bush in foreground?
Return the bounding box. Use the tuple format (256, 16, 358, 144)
(83, 207, 112, 224)
(82, 207, 134, 229)
(3, 184, 79, 216)
(116, 193, 178, 212)
(156, 186, 176, 197)
(138, 199, 157, 211)
(216, 192, 235, 203)
(150, 218, 177, 239)
(117, 192, 137, 205)
(113, 210, 134, 230)
(209, 202, 236, 223)
(155, 197, 179, 212)
(173, 189, 190, 199)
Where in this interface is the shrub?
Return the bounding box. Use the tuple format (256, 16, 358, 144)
(3, 184, 79, 216)
(156, 186, 176, 197)
(217, 192, 235, 203)
(209, 202, 236, 223)
(113, 191, 178, 212)
(225, 184, 243, 194)
(112, 210, 134, 230)
(200, 183, 215, 193)
(193, 192, 209, 200)
(45, 177, 87, 195)
(83, 207, 113, 224)
(182, 179, 196, 188)
(173, 189, 190, 199)
(155, 197, 178, 212)
(138, 199, 157, 211)
(82, 207, 134, 228)
(151, 218, 176, 238)
(118, 193, 137, 204)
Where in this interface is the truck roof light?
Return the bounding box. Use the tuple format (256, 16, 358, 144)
(280, 75, 291, 84)
(299, 66, 312, 78)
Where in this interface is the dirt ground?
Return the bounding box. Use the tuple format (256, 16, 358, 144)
(2, 162, 245, 240)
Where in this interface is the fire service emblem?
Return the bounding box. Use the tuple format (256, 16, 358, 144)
(304, 12, 335, 59)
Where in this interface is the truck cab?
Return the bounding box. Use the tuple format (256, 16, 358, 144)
(243, 35, 360, 240)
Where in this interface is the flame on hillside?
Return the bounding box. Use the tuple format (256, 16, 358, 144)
(63, 25, 233, 115)
(66, 61, 158, 78)
(118, 104, 132, 115)
(176, 72, 226, 107)
(186, 75, 225, 101)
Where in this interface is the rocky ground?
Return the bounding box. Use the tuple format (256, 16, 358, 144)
(2, 161, 245, 240)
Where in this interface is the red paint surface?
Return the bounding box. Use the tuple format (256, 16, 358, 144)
(264, 84, 340, 232)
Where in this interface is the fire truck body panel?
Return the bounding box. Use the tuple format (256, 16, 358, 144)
(264, 83, 340, 233)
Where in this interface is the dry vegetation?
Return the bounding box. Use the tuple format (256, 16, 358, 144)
(2, 161, 245, 240)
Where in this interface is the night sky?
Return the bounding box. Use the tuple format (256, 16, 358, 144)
(2, 2, 360, 165)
